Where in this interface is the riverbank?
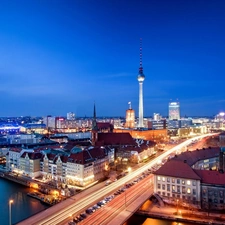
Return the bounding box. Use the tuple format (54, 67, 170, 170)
(27, 191, 62, 206)
(137, 200, 225, 225)
(0, 171, 67, 205)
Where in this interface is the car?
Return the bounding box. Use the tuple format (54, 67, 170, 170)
(73, 217, 79, 223)
(80, 213, 87, 218)
(86, 208, 93, 214)
(92, 204, 100, 210)
(97, 201, 104, 207)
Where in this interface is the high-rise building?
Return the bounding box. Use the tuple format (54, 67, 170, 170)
(137, 38, 145, 128)
(153, 113, 161, 121)
(67, 112, 75, 120)
(125, 102, 135, 128)
(169, 101, 180, 120)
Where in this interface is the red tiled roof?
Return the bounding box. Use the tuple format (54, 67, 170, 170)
(172, 147, 220, 166)
(194, 169, 225, 185)
(154, 160, 201, 180)
(10, 147, 22, 153)
(97, 122, 113, 130)
(97, 133, 136, 146)
(21, 152, 42, 160)
(59, 155, 68, 163)
(67, 147, 106, 165)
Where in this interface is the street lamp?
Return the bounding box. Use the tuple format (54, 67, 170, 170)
(9, 199, 13, 225)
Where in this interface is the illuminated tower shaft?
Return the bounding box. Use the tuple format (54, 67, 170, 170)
(138, 80, 144, 127)
(137, 38, 145, 128)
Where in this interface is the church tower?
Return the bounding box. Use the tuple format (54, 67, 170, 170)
(91, 103, 98, 146)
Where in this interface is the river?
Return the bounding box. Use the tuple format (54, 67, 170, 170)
(0, 178, 49, 225)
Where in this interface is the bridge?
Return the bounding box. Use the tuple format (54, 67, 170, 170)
(17, 133, 215, 225)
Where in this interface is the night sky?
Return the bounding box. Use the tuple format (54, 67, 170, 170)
(0, 0, 225, 117)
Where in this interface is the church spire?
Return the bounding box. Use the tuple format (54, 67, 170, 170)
(92, 103, 98, 146)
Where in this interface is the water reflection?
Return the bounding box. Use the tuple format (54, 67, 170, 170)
(0, 179, 49, 225)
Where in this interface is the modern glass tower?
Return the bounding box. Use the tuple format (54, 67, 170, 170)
(137, 38, 145, 128)
(169, 101, 180, 120)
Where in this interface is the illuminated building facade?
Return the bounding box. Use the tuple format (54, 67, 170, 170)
(67, 112, 75, 120)
(154, 147, 225, 210)
(169, 101, 180, 120)
(125, 102, 135, 128)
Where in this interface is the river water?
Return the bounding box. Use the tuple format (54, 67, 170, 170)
(0, 178, 49, 225)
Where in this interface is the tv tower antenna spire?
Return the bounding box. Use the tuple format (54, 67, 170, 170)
(139, 38, 143, 75)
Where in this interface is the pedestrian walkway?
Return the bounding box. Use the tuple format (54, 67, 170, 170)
(137, 201, 225, 225)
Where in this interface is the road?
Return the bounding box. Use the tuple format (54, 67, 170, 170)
(18, 133, 217, 225)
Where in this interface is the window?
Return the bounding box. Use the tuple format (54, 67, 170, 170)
(167, 193, 170, 197)
(182, 180, 185, 185)
(187, 180, 191, 185)
(167, 184, 170, 191)
(177, 179, 180, 184)
(187, 188, 191, 194)
(158, 184, 161, 189)
(172, 178, 175, 183)
(172, 185, 175, 192)
(182, 186, 186, 193)
(162, 177, 165, 182)
(162, 184, 165, 190)
(192, 181, 196, 186)
(177, 186, 180, 193)
(157, 176, 161, 181)
(202, 189, 207, 196)
(167, 177, 170, 182)
(193, 189, 196, 195)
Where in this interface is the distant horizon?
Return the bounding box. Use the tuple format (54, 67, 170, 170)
(0, 114, 217, 119)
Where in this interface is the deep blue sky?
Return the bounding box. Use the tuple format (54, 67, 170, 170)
(0, 0, 225, 117)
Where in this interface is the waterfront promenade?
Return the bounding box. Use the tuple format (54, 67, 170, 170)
(137, 200, 225, 225)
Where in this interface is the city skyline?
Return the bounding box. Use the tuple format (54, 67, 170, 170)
(0, 0, 225, 117)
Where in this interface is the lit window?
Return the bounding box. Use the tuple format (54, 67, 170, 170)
(182, 180, 185, 185)
(187, 180, 191, 185)
(157, 176, 161, 181)
(162, 177, 165, 182)
(172, 185, 175, 192)
(187, 188, 191, 194)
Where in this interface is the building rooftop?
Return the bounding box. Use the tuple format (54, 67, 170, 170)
(172, 147, 220, 166)
(154, 160, 201, 180)
(154, 147, 224, 185)
(97, 133, 136, 146)
(194, 169, 225, 185)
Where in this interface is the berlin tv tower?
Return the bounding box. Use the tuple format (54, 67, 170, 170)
(137, 38, 145, 128)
